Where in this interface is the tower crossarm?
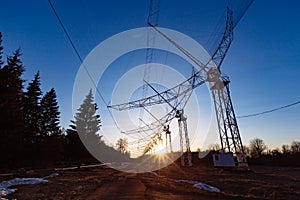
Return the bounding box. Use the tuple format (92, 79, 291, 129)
(120, 84, 193, 135)
(108, 72, 206, 111)
(121, 110, 174, 135)
(108, 8, 234, 111)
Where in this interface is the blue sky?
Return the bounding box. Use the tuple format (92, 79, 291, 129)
(1, 0, 299, 151)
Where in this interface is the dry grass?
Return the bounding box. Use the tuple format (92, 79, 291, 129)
(1, 163, 299, 199)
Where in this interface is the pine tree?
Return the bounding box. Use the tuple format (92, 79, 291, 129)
(38, 88, 64, 163)
(0, 49, 26, 166)
(24, 71, 42, 143)
(65, 120, 89, 161)
(65, 90, 102, 162)
(0, 32, 3, 68)
(1, 49, 25, 106)
(0, 49, 25, 126)
(75, 89, 101, 137)
(40, 88, 61, 137)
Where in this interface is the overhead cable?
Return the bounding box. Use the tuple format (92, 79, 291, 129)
(47, 0, 123, 132)
(238, 100, 300, 118)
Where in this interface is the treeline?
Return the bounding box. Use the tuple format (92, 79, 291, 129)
(0, 33, 128, 169)
(207, 138, 300, 167)
(245, 138, 300, 167)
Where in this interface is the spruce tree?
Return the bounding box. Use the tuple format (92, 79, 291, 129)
(0, 32, 3, 68)
(65, 120, 90, 161)
(65, 90, 102, 162)
(0, 49, 25, 166)
(39, 88, 64, 162)
(75, 89, 101, 137)
(0, 49, 25, 125)
(24, 71, 42, 143)
(40, 88, 61, 137)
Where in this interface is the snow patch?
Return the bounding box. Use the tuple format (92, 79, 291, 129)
(173, 179, 220, 192)
(148, 171, 165, 178)
(43, 173, 59, 179)
(193, 183, 221, 192)
(148, 172, 220, 193)
(0, 173, 58, 197)
(148, 171, 158, 176)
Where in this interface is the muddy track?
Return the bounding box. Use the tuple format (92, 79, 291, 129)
(85, 173, 147, 200)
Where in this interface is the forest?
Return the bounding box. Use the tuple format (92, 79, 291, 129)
(0, 32, 130, 169)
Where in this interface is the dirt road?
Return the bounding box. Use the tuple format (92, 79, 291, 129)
(85, 173, 146, 200)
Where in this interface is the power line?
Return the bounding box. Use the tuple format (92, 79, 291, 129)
(48, 0, 83, 63)
(47, 0, 122, 132)
(237, 100, 300, 118)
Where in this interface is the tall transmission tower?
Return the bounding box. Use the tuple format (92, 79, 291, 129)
(146, 80, 192, 166)
(163, 125, 172, 153)
(207, 8, 248, 167)
(109, 2, 253, 168)
(141, 0, 160, 115)
(137, 0, 160, 154)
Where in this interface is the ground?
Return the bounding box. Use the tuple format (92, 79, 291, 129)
(0, 162, 299, 200)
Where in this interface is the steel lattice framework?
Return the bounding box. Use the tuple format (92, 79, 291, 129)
(108, 2, 252, 167)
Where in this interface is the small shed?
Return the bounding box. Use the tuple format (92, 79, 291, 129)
(212, 152, 235, 167)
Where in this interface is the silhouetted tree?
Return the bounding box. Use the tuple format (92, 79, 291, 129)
(75, 89, 101, 137)
(271, 148, 281, 157)
(65, 90, 102, 162)
(65, 120, 91, 162)
(281, 144, 290, 155)
(0, 32, 3, 67)
(0, 34, 72, 167)
(291, 141, 300, 154)
(24, 71, 42, 143)
(249, 138, 267, 158)
(116, 138, 129, 154)
(40, 88, 61, 137)
(243, 145, 251, 157)
(0, 49, 25, 166)
(37, 88, 63, 163)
